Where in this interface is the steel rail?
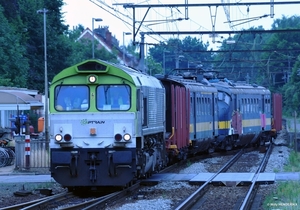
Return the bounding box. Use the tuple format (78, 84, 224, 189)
(1, 192, 71, 210)
(58, 191, 120, 210)
(238, 144, 273, 210)
(174, 147, 246, 210)
(20, 192, 74, 210)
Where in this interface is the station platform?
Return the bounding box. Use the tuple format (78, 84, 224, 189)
(141, 172, 300, 186)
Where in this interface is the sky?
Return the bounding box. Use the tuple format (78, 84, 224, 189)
(62, 0, 300, 49)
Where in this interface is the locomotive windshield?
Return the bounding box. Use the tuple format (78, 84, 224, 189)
(97, 85, 130, 110)
(54, 85, 89, 111)
(218, 92, 230, 105)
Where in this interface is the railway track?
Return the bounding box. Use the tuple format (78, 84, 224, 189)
(1, 192, 73, 210)
(174, 144, 273, 210)
(0, 160, 185, 210)
(237, 144, 273, 210)
(2, 185, 140, 210)
(1, 145, 275, 210)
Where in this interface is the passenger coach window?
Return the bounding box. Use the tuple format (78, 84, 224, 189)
(97, 85, 131, 110)
(55, 85, 89, 111)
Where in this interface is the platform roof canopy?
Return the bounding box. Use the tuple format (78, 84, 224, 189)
(0, 91, 44, 110)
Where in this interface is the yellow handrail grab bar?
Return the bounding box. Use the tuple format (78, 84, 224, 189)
(168, 127, 175, 139)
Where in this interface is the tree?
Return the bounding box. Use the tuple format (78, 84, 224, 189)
(145, 56, 163, 75)
(261, 15, 300, 93)
(213, 26, 271, 83)
(148, 36, 210, 75)
(0, 4, 28, 87)
(0, 0, 135, 91)
(261, 15, 300, 115)
(16, 0, 72, 93)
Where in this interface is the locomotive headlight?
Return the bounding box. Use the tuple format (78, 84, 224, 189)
(123, 133, 131, 141)
(55, 134, 63, 142)
(88, 75, 97, 83)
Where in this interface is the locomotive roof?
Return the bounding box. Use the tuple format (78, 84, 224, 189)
(102, 60, 163, 88)
(51, 59, 163, 89)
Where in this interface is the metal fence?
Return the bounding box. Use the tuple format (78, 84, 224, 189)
(15, 136, 50, 169)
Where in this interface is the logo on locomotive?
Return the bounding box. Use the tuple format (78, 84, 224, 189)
(80, 119, 105, 125)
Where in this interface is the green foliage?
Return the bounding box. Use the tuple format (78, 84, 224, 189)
(284, 151, 300, 172)
(262, 16, 300, 96)
(145, 56, 163, 75)
(263, 151, 300, 209)
(263, 181, 300, 209)
(0, 4, 29, 87)
(148, 37, 209, 75)
(282, 59, 300, 115)
(215, 26, 271, 83)
(13, 0, 71, 93)
(186, 160, 192, 167)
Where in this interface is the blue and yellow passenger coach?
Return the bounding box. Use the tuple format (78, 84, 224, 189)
(210, 79, 273, 150)
(49, 59, 167, 190)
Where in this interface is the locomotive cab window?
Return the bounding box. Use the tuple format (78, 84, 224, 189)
(97, 85, 131, 111)
(218, 92, 230, 105)
(54, 85, 89, 111)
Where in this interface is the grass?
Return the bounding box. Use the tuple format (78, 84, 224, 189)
(284, 151, 300, 172)
(263, 151, 300, 209)
(186, 160, 192, 167)
(263, 181, 300, 210)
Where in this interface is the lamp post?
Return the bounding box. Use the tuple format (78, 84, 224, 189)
(122, 32, 132, 65)
(37, 8, 49, 142)
(92, 18, 103, 59)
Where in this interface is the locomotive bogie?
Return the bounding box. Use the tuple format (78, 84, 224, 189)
(50, 148, 137, 187)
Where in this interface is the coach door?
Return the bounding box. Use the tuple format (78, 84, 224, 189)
(190, 91, 196, 141)
(232, 94, 242, 134)
(261, 94, 267, 130)
(212, 93, 217, 136)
